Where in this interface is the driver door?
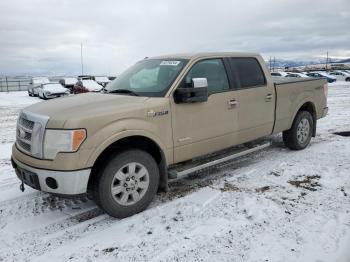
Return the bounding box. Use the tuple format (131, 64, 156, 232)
(170, 58, 239, 163)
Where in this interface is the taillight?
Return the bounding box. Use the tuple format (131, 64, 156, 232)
(324, 83, 328, 97)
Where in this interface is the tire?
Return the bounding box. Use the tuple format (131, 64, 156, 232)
(43, 94, 47, 100)
(283, 111, 314, 150)
(345, 77, 350, 82)
(94, 149, 159, 218)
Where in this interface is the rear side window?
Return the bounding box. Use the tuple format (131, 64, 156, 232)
(185, 59, 229, 94)
(229, 58, 266, 88)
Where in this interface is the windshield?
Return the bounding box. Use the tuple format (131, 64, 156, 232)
(106, 59, 188, 97)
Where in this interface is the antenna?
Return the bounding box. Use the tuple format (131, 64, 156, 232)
(81, 43, 84, 75)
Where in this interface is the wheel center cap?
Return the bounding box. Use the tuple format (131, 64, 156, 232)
(126, 180, 136, 188)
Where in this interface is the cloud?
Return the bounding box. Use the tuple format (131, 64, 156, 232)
(0, 0, 349, 75)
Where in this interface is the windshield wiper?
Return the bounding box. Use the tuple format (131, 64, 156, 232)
(107, 89, 139, 96)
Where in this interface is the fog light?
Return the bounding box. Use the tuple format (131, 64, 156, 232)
(46, 177, 58, 189)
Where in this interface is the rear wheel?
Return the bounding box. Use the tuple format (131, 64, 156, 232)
(94, 149, 159, 218)
(283, 111, 313, 150)
(345, 77, 350, 82)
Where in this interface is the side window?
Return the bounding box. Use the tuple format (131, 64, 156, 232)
(185, 59, 229, 94)
(229, 58, 266, 88)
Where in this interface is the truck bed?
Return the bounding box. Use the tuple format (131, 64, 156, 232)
(273, 77, 325, 85)
(272, 77, 327, 134)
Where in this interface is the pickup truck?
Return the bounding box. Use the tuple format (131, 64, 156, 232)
(11, 52, 328, 218)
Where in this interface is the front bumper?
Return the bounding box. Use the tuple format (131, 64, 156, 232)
(46, 93, 69, 98)
(11, 157, 91, 196)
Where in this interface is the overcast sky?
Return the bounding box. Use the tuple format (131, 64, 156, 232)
(0, 0, 349, 76)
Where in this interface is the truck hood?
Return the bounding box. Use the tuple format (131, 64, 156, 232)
(25, 93, 149, 128)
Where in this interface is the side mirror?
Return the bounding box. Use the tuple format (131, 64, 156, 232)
(174, 78, 208, 104)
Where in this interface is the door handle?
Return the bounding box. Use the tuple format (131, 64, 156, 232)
(265, 94, 273, 102)
(228, 99, 238, 106)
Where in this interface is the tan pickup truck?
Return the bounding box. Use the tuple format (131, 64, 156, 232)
(12, 52, 328, 218)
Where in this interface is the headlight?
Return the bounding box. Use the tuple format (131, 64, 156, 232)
(43, 129, 86, 159)
(45, 91, 51, 95)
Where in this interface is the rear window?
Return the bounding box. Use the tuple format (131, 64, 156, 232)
(229, 58, 266, 88)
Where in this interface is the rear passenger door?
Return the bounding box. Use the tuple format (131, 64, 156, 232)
(226, 57, 275, 143)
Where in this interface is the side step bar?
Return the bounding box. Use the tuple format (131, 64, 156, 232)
(168, 142, 271, 180)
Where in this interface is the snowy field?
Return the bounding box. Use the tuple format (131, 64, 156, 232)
(0, 83, 350, 262)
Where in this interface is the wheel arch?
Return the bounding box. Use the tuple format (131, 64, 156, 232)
(88, 134, 169, 194)
(292, 101, 317, 137)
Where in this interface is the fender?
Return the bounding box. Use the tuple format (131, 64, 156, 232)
(86, 129, 171, 168)
(289, 96, 316, 128)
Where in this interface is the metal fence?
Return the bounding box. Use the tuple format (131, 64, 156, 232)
(0, 77, 30, 92)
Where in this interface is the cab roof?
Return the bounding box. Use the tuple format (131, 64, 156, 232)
(149, 52, 261, 60)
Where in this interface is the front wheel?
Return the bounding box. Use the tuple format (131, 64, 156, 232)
(94, 149, 159, 218)
(283, 111, 314, 150)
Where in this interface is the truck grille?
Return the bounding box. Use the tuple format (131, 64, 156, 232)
(16, 116, 34, 154)
(15, 110, 49, 158)
(19, 117, 35, 129)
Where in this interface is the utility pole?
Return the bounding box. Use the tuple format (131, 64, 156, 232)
(273, 56, 276, 72)
(80, 43, 84, 75)
(326, 51, 329, 72)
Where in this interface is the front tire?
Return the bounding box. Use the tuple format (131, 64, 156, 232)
(95, 149, 159, 218)
(283, 111, 313, 150)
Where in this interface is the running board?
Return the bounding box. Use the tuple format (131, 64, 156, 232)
(168, 142, 271, 180)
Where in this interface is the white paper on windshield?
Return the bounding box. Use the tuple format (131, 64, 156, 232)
(160, 61, 181, 66)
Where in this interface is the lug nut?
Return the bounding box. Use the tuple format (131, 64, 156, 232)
(126, 178, 130, 181)
(132, 176, 135, 180)
(124, 183, 127, 187)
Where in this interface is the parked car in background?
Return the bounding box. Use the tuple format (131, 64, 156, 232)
(38, 83, 70, 100)
(271, 72, 290, 77)
(59, 77, 78, 92)
(306, 72, 337, 83)
(329, 71, 350, 82)
(78, 75, 94, 80)
(28, 77, 50, 96)
(108, 76, 117, 81)
(72, 79, 103, 94)
(285, 73, 310, 78)
(93, 76, 111, 87)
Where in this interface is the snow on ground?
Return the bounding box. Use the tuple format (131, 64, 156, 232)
(0, 84, 350, 262)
